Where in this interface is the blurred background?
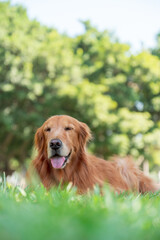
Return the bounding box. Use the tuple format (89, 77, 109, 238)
(0, 0, 160, 178)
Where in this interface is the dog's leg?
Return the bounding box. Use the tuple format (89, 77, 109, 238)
(138, 171, 160, 193)
(114, 156, 160, 193)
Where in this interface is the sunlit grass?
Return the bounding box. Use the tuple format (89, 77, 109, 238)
(0, 174, 160, 240)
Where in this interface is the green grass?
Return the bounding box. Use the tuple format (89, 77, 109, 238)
(0, 174, 160, 240)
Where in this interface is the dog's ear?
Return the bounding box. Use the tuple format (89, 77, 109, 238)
(34, 126, 45, 152)
(79, 122, 92, 148)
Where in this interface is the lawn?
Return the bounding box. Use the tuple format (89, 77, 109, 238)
(0, 174, 160, 240)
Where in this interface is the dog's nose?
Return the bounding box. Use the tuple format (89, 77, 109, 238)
(50, 139, 62, 150)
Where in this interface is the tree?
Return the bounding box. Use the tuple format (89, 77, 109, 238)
(0, 2, 160, 174)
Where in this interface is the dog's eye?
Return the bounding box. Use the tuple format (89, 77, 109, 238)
(45, 127, 51, 132)
(64, 127, 73, 131)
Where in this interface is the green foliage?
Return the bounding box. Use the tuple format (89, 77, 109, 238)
(0, 2, 160, 172)
(0, 180, 160, 240)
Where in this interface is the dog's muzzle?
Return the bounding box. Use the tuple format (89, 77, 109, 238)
(50, 151, 71, 169)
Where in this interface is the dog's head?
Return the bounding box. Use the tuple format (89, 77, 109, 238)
(34, 115, 91, 169)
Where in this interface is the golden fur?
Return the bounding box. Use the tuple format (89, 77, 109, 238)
(32, 115, 160, 194)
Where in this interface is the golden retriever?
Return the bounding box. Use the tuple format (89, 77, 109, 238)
(32, 115, 160, 194)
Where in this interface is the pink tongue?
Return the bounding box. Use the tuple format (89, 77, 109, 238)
(51, 156, 65, 169)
